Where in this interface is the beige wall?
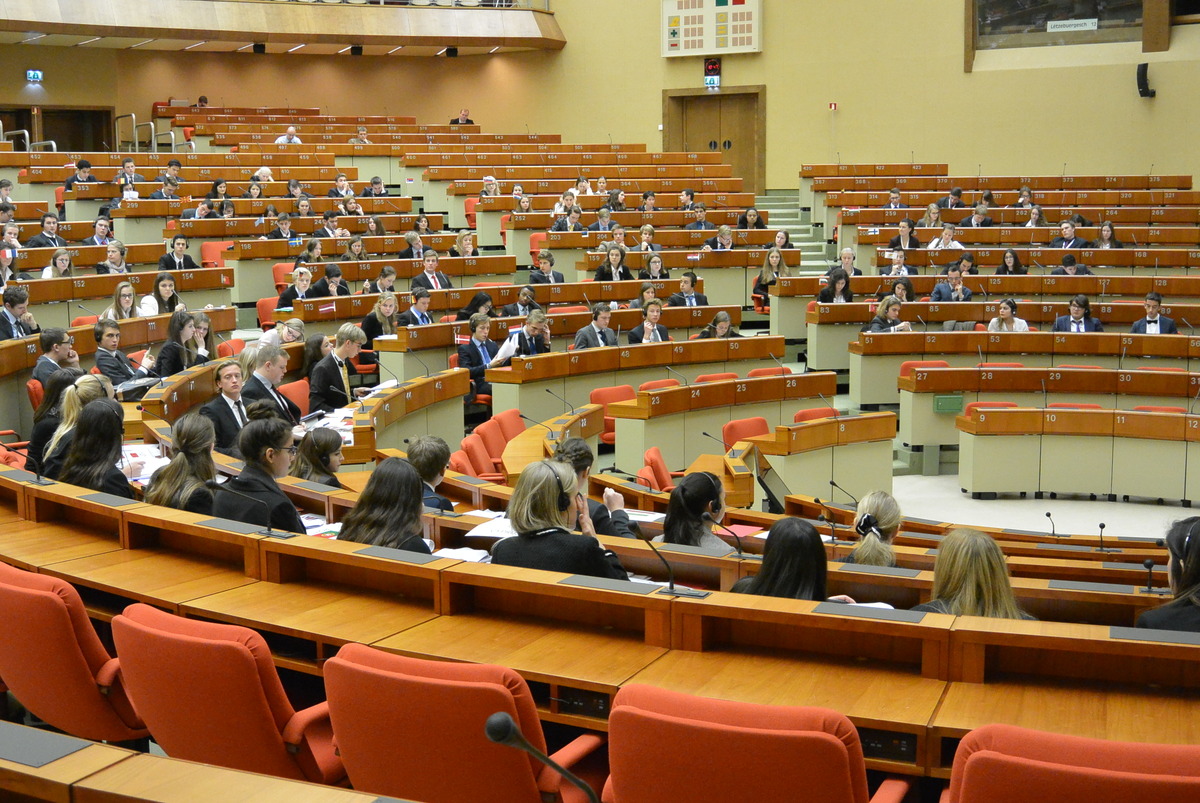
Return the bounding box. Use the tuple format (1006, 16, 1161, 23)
(0, 0, 1197, 188)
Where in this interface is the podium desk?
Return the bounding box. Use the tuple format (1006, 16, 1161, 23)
(500, 405, 603, 483)
(358, 369, 469, 455)
(750, 413, 896, 502)
(372, 562, 672, 728)
(956, 408, 1045, 498)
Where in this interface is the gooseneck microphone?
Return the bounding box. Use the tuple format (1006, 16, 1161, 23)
(518, 413, 557, 441)
(1095, 521, 1119, 553)
(703, 511, 760, 560)
(1045, 511, 1059, 541)
(665, 365, 690, 386)
(829, 479, 858, 506)
(205, 479, 276, 537)
(410, 350, 432, 378)
(76, 302, 103, 318)
(484, 712, 600, 803)
(699, 431, 727, 452)
(813, 497, 851, 545)
(0, 441, 52, 485)
(816, 393, 839, 417)
(640, 532, 711, 598)
(328, 385, 366, 412)
(1142, 558, 1171, 595)
(544, 386, 573, 413)
(135, 404, 173, 428)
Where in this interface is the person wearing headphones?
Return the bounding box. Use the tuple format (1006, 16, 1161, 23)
(490, 459, 627, 580)
(290, 427, 345, 489)
(1137, 518, 1200, 632)
(573, 303, 617, 349)
(656, 471, 729, 551)
(627, 299, 669, 344)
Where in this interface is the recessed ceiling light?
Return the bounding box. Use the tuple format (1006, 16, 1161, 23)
(20, 34, 47, 43)
(130, 39, 155, 48)
(287, 44, 305, 53)
(387, 45, 405, 54)
(436, 47, 448, 55)
(183, 41, 207, 50)
(489, 46, 500, 54)
(77, 37, 102, 46)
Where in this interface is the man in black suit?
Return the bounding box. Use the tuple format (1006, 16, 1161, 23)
(573, 304, 617, 350)
(93, 320, 156, 390)
(958, 204, 993, 228)
(32, 328, 78, 388)
(1130, 292, 1179, 335)
(148, 177, 179, 201)
(25, 214, 67, 250)
(157, 234, 201, 273)
(553, 437, 638, 539)
(550, 206, 585, 232)
(0, 286, 40, 341)
(450, 108, 474, 125)
(309, 324, 369, 414)
(586, 207, 616, 233)
(312, 210, 343, 240)
(264, 213, 296, 241)
(936, 187, 966, 209)
(199, 360, 249, 456)
(152, 159, 182, 184)
(1051, 294, 1103, 333)
(81, 217, 114, 247)
(327, 173, 354, 199)
(180, 200, 215, 220)
(1051, 254, 1094, 276)
(1051, 220, 1091, 249)
(408, 435, 454, 512)
(529, 251, 564, 285)
(457, 313, 501, 400)
(111, 158, 145, 195)
(410, 252, 452, 292)
(396, 289, 434, 327)
(678, 188, 695, 211)
(397, 231, 426, 261)
(666, 271, 709, 307)
(310, 263, 352, 298)
(627, 300, 669, 344)
(630, 224, 663, 253)
(500, 286, 540, 318)
(492, 309, 551, 366)
(240, 344, 300, 424)
(684, 203, 717, 230)
(883, 189, 909, 209)
(703, 225, 735, 251)
(63, 159, 95, 193)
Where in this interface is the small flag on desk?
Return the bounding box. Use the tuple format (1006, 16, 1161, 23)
(319, 303, 336, 313)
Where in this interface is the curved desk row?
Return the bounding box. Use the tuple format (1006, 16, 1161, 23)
(872, 246, 1200, 275)
(576, 244, 786, 306)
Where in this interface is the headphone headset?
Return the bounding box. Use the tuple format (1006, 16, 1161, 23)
(549, 463, 572, 512)
(701, 472, 722, 515)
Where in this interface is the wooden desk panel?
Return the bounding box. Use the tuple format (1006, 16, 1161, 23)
(0, 740, 132, 803)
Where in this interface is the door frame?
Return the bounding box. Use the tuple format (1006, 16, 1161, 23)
(663, 85, 766, 195)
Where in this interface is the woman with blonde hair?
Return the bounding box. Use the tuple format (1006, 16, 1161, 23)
(912, 529, 1030, 619)
(753, 247, 791, 298)
(42, 374, 115, 479)
(845, 490, 902, 567)
(917, 203, 941, 229)
(100, 281, 142, 320)
(449, 230, 479, 258)
(360, 291, 396, 353)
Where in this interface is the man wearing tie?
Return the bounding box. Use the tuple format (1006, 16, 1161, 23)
(410, 251, 452, 292)
(500, 285, 540, 318)
(81, 217, 113, 247)
(309, 323, 369, 414)
(0, 286, 40, 340)
(529, 251, 565, 285)
(397, 289, 434, 326)
(883, 189, 909, 209)
(627, 300, 670, 344)
(199, 360, 249, 456)
(1130, 292, 1179, 335)
(239, 345, 300, 424)
(573, 304, 617, 350)
(25, 214, 67, 249)
(666, 272, 709, 307)
(157, 234, 200, 273)
(492, 309, 551, 366)
(93, 320, 156, 391)
(398, 231, 425, 261)
(1052, 294, 1104, 333)
(457, 313, 501, 401)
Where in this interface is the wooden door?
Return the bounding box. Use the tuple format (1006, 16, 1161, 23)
(671, 90, 762, 195)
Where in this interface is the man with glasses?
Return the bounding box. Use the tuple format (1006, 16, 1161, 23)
(32, 328, 79, 388)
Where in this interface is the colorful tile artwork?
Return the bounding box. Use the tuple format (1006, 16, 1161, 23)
(666, 0, 758, 55)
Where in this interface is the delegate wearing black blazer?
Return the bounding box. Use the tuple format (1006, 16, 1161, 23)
(888, 234, 922, 250)
(587, 502, 638, 540)
(309, 278, 351, 298)
(666, 291, 709, 307)
(211, 462, 306, 535)
(817, 285, 854, 304)
(627, 323, 669, 344)
(410, 271, 453, 292)
(423, 483, 454, 513)
(241, 373, 300, 424)
(94, 348, 147, 386)
(499, 301, 541, 317)
(157, 253, 201, 273)
(1130, 316, 1178, 335)
(0, 311, 39, 341)
(529, 270, 565, 285)
(199, 394, 245, 457)
(396, 308, 434, 327)
(594, 265, 634, 282)
(457, 337, 500, 400)
(25, 232, 68, 250)
(958, 216, 994, 228)
(703, 235, 735, 251)
(79, 465, 136, 499)
(360, 313, 394, 349)
(396, 246, 427, 260)
(1051, 315, 1103, 333)
(157, 340, 206, 378)
(276, 285, 311, 309)
(490, 526, 627, 580)
(448, 247, 480, 258)
(308, 353, 358, 414)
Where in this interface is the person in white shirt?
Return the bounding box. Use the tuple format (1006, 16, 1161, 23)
(927, 222, 964, 250)
(274, 126, 302, 145)
(987, 298, 1030, 332)
(886, 249, 912, 276)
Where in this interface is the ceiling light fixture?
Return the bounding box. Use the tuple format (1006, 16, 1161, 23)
(183, 41, 207, 50)
(76, 37, 102, 46)
(287, 44, 305, 53)
(130, 39, 155, 48)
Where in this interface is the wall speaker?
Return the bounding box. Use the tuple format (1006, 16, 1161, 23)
(350, 45, 363, 56)
(1137, 63, 1156, 98)
(252, 43, 266, 55)
(446, 47, 459, 58)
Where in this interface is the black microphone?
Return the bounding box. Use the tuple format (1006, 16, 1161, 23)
(205, 479, 279, 537)
(816, 392, 839, 417)
(639, 531, 711, 598)
(813, 497, 851, 546)
(544, 386, 572, 413)
(703, 511, 759, 560)
(829, 479, 858, 506)
(613, 325, 621, 346)
(1095, 521, 1119, 553)
(328, 384, 366, 412)
(135, 404, 173, 427)
(0, 441, 52, 485)
(665, 365, 689, 386)
(410, 349, 431, 378)
(76, 302, 103, 318)
(518, 413, 557, 441)
(1045, 511, 1059, 541)
(699, 431, 727, 452)
(1142, 558, 1171, 595)
(484, 712, 600, 803)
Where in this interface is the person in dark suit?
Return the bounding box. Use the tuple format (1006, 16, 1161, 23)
(408, 435, 455, 513)
(678, 188, 696, 210)
(684, 203, 717, 230)
(573, 304, 617, 349)
(958, 204, 994, 228)
(58, 398, 138, 499)
(312, 210, 343, 240)
(211, 405, 307, 535)
(1052, 294, 1103, 332)
(1051, 220, 1091, 249)
(32, 328, 79, 388)
(1130, 292, 1179, 334)
(887, 218, 921, 251)
(410, 251, 453, 292)
(1050, 254, 1094, 276)
(199, 360, 248, 457)
(500, 286, 540, 318)
(147, 177, 179, 201)
(396, 231, 427, 260)
(457, 313, 501, 401)
(157, 234, 200, 273)
(549, 206, 585, 232)
(396, 289, 434, 327)
(883, 189, 909, 209)
(157, 311, 208, 378)
(493, 309, 551, 366)
(310, 263, 352, 298)
(666, 271, 708, 307)
(703, 225, 735, 251)
(1136, 518, 1200, 633)
(491, 459, 627, 580)
(180, 200, 215, 220)
(0, 285, 40, 340)
(93, 320, 155, 390)
(309, 323, 369, 414)
(529, 251, 564, 284)
(25, 214, 68, 249)
(276, 266, 314, 310)
(264, 213, 296, 241)
(240, 344, 300, 425)
(554, 437, 639, 540)
(80, 216, 114, 247)
(929, 264, 973, 302)
(586, 207, 616, 233)
(450, 109, 474, 125)
(627, 300, 669, 344)
(936, 188, 966, 209)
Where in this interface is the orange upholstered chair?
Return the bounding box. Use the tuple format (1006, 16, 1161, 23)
(110, 603, 343, 784)
(1133, 405, 1187, 414)
(964, 401, 1018, 417)
(1056, 364, 1102, 370)
(603, 684, 910, 803)
(474, 418, 507, 469)
(747, 366, 792, 377)
(256, 297, 279, 331)
(976, 362, 1024, 368)
(449, 449, 472, 476)
(25, 379, 43, 411)
(638, 378, 679, 392)
(278, 378, 310, 418)
(0, 564, 147, 743)
(200, 240, 233, 269)
(696, 372, 738, 384)
(71, 315, 100, 327)
(324, 643, 605, 803)
(528, 232, 548, 262)
(461, 434, 506, 483)
(272, 263, 293, 294)
(1046, 402, 1103, 410)
(721, 416, 769, 451)
(635, 466, 657, 490)
(644, 447, 682, 493)
(217, 337, 246, 358)
(464, 196, 479, 229)
(499, 214, 510, 246)
(590, 385, 636, 446)
(898, 359, 950, 378)
(944, 723, 1200, 803)
(794, 406, 838, 423)
(494, 408, 525, 441)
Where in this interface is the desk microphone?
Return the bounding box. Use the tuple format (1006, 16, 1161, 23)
(612, 326, 621, 346)
(829, 479, 858, 506)
(409, 350, 432, 378)
(699, 431, 727, 452)
(768, 351, 787, 373)
(917, 315, 928, 333)
(135, 404, 173, 428)
(639, 532, 711, 598)
(1118, 346, 1126, 371)
(1141, 558, 1171, 595)
(813, 497, 851, 545)
(205, 479, 278, 537)
(1040, 378, 1048, 408)
(703, 512, 759, 561)
(1095, 521, 1119, 554)
(816, 392, 839, 417)
(328, 385, 366, 412)
(1183, 318, 1195, 336)
(1045, 511, 1059, 541)
(977, 344, 985, 366)
(1190, 383, 1200, 415)
(0, 441, 52, 485)
(484, 712, 600, 803)
(76, 302, 103, 318)
(129, 354, 165, 387)
(665, 365, 689, 387)
(518, 413, 557, 441)
(544, 386, 573, 413)
(373, 356, 402, 384)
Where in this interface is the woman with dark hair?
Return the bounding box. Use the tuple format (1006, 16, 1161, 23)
(1094, 221, 1124, 249)
(337, 457, 429, 553)
(911, 528, 1030, 619)
(773, 230, 793, 250)
(994, 248, 1027, 275)
(340, 235, 370, 262)
(514, 195, 534, 214)
(606, 188, 626, 212)
(657, 471, 727, 550)
(818, 268, 853, 304)
(42, 375, 114, 479)
(737, 207, 767, 230)
(637, 253, 669, 281)
(290, 427, 344, 489)
(628, 283, 657, 310)
(361, 265, 397, 296)
(455, 291, 496, 322)
(1025, 205, 1051, 228)
(190, 311, 216, 364)
(888, 218, 921, 251)
(139, 272, 184, 317)
(28, 367, 84, 469)
(204, 178, 230, 202)
(594, 245, 634, 282)
(731, 518, 854, 602)
(987, 298, 1029, 332)
(1137, 518, 1200, 632)
(365, 214, 388, 238)
(242, 181, 264, 200)
(411, 214, 435, 235)
(145, 413, 216, 514)
(156, 311, 202, 377)
(878, 276, 915, 304)
(302, 334, 332, 380)
(697, 310, 741, 339)
(41, 249, 73, 279)
(211, 402, 306, 534)
(59, 398, 137, 498)
(294, 239, 322, 269)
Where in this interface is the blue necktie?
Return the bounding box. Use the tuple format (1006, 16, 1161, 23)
(477, 341, 489, 364)
(419, 313, 428, 325)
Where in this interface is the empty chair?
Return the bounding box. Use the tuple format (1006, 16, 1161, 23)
(474, 418, 507, 469)
(944, 723, 1200, 803)
(461, 434, 506, 483)
(71, 315, 100, 327)
(635, 466, 658, 490)
(695, 372, 737, 384)
(217, 337, 246, 358)
(0, 563, 147, 743)
(494, 408, 525, 442)
(604, 684, 910, 803)
(325, 643, 605, 803)
(1046, 402, 1103, 410)
(639, 378, 679, 392)
(643, 447, 683, 493)
(590, 385, 636, 446)
(747, 366, 792, 377)
(277, 378, 310, 417)
(975, 362, 1024, 368)
(1056, 364, 1102, 370)
(721, 416, 769, 451)
(898, 359, 950, 378)
(1133, 405, 1187, 414)
(794, 406, 838, 423)
(449, 449, 472, 476)
(272, 263, 293, 294)
(110, 603, 343, 784)
(256, 297, 279, 331)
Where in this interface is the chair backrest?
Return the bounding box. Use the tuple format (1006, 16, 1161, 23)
(464, 196, 479, 229)
(590, 385, 636, 444)
(606, 684, 870, 803)
(974, 322, 987, 330)
(25, 379, 43, 411)
(278, 378, 310, 417)
(0, 449, 24, 468)
(794, 406, 838, 424)
(964, 401, 1018, 417)
(639, 378, 680, 392)
(1133, 405, 1187, 414)
(696, 372, 738, 384)
(499, 214, 510, 246)
(324, 643, 544, 802)
(200, 240, 233, 269)
(71, 315, 100, 327)
(747, 366, 792, 377)
(721, 416, 769, 451)
(447, 351, 460, 369)
(1057, 364, 1102, 370)
(461, 433, 498, 477)
(946, 723, 1200, 803)
(0, 564, 145, 742)
(493, 408, 525, 441)
(636, 466, 658, 491)
(643, 447, 676, 492)
(256, 297, 279, 331)
(271, 263, 293, 293)
(438, 314, 456, 324)
(111, 603, 311, 780)
(217, 337, 246, 358)
(554, 305, 589, 314)
(1046, 402, 1103, 409)
(474, 418, 506, 466)
(449, 449, 472, 475)
(976, 362, 1024, 368)
(528, 232, 547, 261)
(898, 359, 950, 378)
